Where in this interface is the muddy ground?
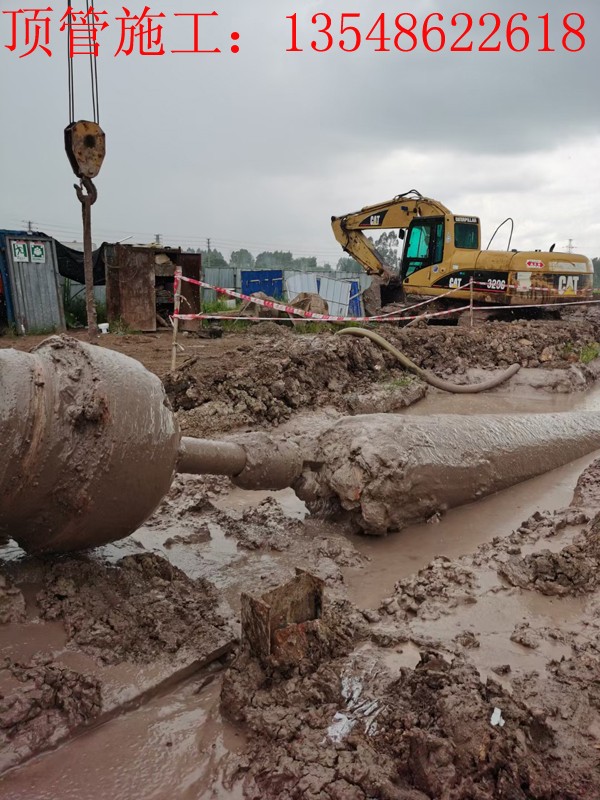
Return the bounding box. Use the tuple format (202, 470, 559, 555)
(2, 317, 600, 798)
(3, 313, 600, 435)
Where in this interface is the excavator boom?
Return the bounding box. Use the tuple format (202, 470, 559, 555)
(331, 190, 450, 278)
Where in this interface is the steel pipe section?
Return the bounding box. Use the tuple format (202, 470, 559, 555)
(0, 336, 180, 553)
(0, 337, 304, 554)
(293, 412, 600, 535)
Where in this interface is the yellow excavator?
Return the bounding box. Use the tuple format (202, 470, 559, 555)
(331, 190, 593, 315)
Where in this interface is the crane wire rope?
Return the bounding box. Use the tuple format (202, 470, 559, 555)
(66, 0, 101, 124)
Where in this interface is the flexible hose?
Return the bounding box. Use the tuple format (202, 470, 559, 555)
(337, 327, 520, 394)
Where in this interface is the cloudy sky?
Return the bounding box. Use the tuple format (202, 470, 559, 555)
(1, 0, 598, 263)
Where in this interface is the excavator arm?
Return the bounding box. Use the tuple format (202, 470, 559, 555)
(331, 190, 451, 278)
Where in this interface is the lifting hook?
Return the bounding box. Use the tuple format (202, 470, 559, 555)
(74, 175, 98, 207)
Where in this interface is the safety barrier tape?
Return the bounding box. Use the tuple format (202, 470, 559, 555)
(174, 274, 472, 323)
(173, 273, 600, 324)
(173, 304, 473, 323)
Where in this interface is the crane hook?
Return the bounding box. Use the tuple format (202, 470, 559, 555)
(74, 175, 98, 206)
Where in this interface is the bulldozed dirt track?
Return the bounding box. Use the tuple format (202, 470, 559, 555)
(2, 316, 600, 799)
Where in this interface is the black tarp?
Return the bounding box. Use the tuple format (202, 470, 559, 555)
(54, 239, 107, 285)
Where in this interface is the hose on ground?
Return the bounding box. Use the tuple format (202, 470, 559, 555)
(336, 327, 520, 394)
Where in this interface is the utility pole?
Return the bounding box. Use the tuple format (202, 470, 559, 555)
(567, 238, 576, 254)
(155, 233, 162, 246)
(206, 237, 211, 269)
(22, 220, 34, 233)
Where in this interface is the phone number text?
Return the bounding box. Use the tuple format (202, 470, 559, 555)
(286, 12, 586, 53)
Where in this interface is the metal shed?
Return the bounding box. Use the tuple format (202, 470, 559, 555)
(0, 230, 65, 334)
(104, 244, 202, 332)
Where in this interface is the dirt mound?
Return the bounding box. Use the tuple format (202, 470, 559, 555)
(216, 497, 303, 551)
(252, 321, 293, 337)
(381, 319, 600, 374)
(165, 321, 600, 436)
(36, 553, 227, 664)
(222, 642, 596, 800)
(0, 574, 25, 624)
(380, 557, 477, 620)
(165, 332, 400, 436)
(498, 524, 600, 596)
(0, 658, 101, 773)
(375, 652, 591, 800)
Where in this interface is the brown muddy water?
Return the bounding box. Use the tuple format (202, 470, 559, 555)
(343, 448, 600, 608)
(2, 383, 600, 798)
(0, 673, 244, 800)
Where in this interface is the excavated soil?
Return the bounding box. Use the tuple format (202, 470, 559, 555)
(3, 321, 600, 796)
(0, 659, 102, 773)
(163, 320, 600, 436)
(36, 553, 226, 664)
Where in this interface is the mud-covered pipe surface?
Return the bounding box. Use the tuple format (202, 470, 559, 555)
(0, 336, 180, 554)
(293, 412, 600, 535)
(176, 435, 304, 490)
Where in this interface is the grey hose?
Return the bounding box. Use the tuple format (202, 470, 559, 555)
(337, 327, 520, 394)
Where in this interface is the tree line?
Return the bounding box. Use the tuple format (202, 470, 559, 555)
(187, 238, 599, 280)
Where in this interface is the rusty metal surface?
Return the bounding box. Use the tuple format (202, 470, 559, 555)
(64, 121, 106, 180)
(74, 176, 99, 341)
(105, 247, 201, 333)
(177, 252, 202, 333)
(105, 244, 157, 331)
(241, 569, 324, 663)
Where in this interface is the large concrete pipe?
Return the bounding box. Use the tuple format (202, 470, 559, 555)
(293, 412, 600, 534)
(0, 336, 301, 554)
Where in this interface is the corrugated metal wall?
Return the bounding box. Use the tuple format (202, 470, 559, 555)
(318, 276, 351, 316)
(201, 266, 372, 312)
(284, 270, 370, 316)
(202, 267, 235, 303)
(240, 269, 283, 298)
(4, 235, 65, 333)
(284, 273, 319, 298)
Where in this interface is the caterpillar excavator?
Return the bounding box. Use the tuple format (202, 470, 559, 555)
(331, 190, 593, 315)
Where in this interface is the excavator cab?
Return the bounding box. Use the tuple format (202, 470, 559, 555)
(400, 217, 445, 280)
(400, 215, 481, 283)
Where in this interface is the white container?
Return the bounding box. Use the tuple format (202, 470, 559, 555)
(98, 323, 109, 334)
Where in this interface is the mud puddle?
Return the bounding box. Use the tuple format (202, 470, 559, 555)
(406, 376, 600, 416)
(0, 672, 244, 800)
(212, 487, 307, 521)
(344, 448, 600, 608)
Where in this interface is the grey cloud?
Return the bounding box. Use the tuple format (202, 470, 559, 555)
(0, 0, 597, 254)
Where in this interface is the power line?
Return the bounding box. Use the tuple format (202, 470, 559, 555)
(17, 219, 345, 257)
